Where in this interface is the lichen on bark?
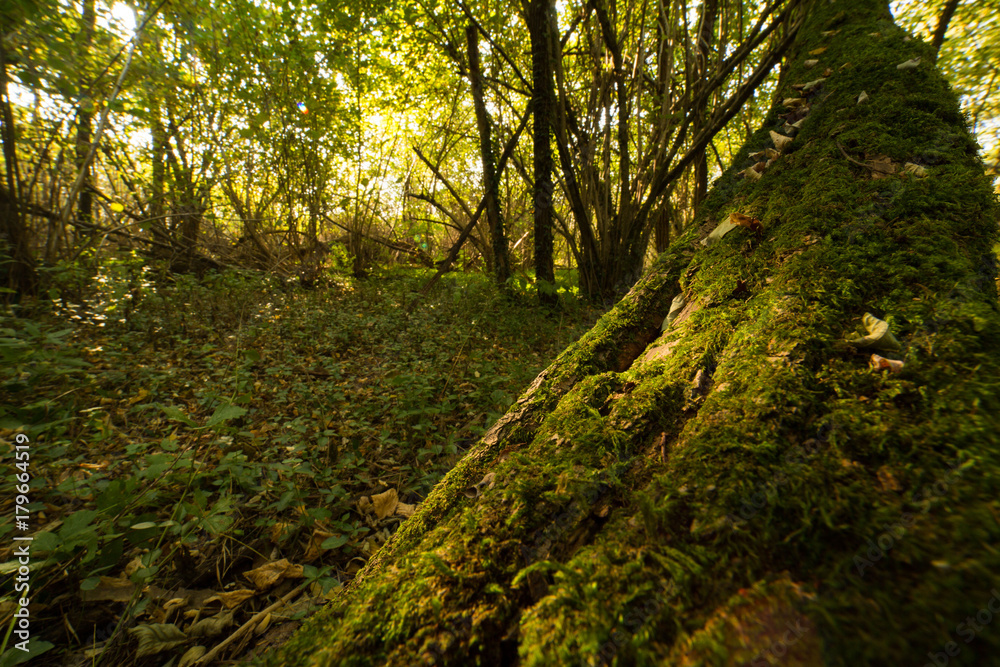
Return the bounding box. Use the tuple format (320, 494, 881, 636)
(266, 1, 1000, 665)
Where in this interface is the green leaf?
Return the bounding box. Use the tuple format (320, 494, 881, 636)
(205, 403, 247, 428)
(321, 534, 349, 550)
(160, 405, 196, 427)
(80, 576, 101, 591)
(0, 641, 54, 667)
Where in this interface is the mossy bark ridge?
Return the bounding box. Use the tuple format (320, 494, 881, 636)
(269, 0, 1000, 664)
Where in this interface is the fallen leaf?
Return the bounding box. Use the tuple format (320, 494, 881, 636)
(128, 624, 187, 658)
(372, 488, 399, 519)
(729, 212, 763, 233)
(847, 313, 901, 351)
(896, 57, 921, 70)
(803, 59, 819, 69)
(857, 90, 869, 104)
(821, 29, 840, 37)
(701, 218, 738, 246)
(187, 611, 234, 638)
(870, 354, 904, 373)
(395, 502, 416, 517)
(179, 646, 207, 667)
(245, 559, 304, 590)
(741, 166, 762, 181)
(769, 130, 793, 152)
(791, 78, 826, 93)
(868, 155, 896, 177)
(782, 97, 807, 108)
(809, 47, 827, 55)
(663, 293, 686, 331)
(80, 576, 135, 602)
(206, 589, 256, 609)
(822, 67, 833, 77)
(903, 162, 928, 177)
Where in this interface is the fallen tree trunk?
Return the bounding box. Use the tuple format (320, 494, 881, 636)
(268, 0, 1000, 664)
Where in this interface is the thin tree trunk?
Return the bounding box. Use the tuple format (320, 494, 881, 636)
(0, 37, 35, 300)
(930, 0, 960, 57)
(466, 23, 511, 288)
(270, 1, 1000, 665)
(528, 0, 557, 306)
(75, 0, 96, 228)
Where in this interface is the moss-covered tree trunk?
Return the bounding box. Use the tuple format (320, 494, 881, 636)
(271, 1, 1000, 664)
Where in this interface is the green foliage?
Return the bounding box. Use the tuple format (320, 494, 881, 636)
(0, 262, 604, 663)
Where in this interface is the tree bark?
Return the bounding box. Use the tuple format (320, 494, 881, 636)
(0, 35, 35, 299)
(527, 0, 557, 306)
(269, 1, 1000, 664)
(75, 0, 96, 228)
(466, 23, 512, 289)
(930, 0, 960, 58)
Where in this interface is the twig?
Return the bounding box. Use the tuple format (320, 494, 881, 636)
(836, 141, 879, 171)
(194, 581, 310, 665)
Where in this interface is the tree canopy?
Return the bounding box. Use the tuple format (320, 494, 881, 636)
(1, 0, 996, 301)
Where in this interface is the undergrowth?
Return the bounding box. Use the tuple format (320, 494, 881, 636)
(0, 260, 604, 666)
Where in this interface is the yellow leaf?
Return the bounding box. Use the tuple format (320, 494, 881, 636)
(110, 202, 125, 213)
(809, 47, 827, 55)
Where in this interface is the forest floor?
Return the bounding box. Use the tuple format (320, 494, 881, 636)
(0, 263, 605, 666)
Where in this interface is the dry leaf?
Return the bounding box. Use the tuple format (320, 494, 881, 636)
(782, 118, 806, 136)
(903, 162, 928, 177)
(179, 646, 207, 667)
(128, 624, 187, 658)
(796, 78, 826, 93)
(870, 354, 904, 373)
(868, 155, 896, 177)
(269, 521, 294, 544)
(769, 130, 793, 152)
(821, 29, 840, 37)
(701, 218, 738, 246)
(255, 613, 272, 635)
(245, 558, 304, 590)
(304, 530, 334, 562)
(782, 97, 807, 108)
(741, 166, 762, 181)
(896, 57, 921, 70)
(80, 576, 135, 602)
(187, 611, 234, 639)
(857, 90, 869, 104)
(822, 67, 833, 77)
(663, 294, 686, 331)
(357, 495, 372, 513)
(206, 589, 255, 609)
(372, 488, 399, 519)
(809, 47, 827, 55)
(847, 313, 901, 350)
(803, 58, 819, 69)
(395, 502, 416, 517)
(729, 212, 763, 233)
(462, 472, 496, 498)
